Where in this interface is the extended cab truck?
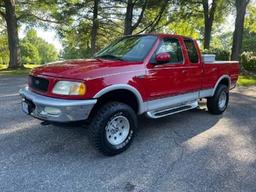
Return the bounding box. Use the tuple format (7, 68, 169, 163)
(20, 34, 240, 156)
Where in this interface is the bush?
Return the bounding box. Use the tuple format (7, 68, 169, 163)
(240, 52, 256, 72)
(202, 48, 230, 61)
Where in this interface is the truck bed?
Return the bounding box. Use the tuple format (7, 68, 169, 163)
(202, 61, 240, 90)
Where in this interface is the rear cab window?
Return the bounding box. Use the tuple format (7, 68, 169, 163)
(184, 39, 199, 64)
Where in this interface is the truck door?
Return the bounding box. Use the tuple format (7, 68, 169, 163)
(145, 37, 186, 101)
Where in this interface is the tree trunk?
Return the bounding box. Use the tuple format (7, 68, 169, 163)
(202, 0, 217, 50)
(91, 0, 99, 55)
(204, 22, 212, 49)
(124, 0, 134, 35)
(231, 0, 250, 61)
(4, 0, 22, 69)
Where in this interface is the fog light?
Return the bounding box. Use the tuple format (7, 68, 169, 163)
(44, 107, 61, 115)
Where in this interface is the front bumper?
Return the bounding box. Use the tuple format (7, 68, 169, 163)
(19, 87, 97, 122)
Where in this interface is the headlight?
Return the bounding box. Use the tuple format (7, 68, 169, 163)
(52, 81, 86, 95)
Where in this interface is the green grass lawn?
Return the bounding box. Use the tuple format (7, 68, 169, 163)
(237, 75, 256, 86)
(0, 64, 40, 77)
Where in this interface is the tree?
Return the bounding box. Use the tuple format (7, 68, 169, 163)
(231, 0, 250, 60)
(0, 34, 9, 65)
(20, 41, 40, 64)
(123, 0, 148, 35)
(242, 4, 256, 52)
(0, 0, 21, 69)
(202, 0, 217, 49)
(59, 0, 173, 58)
(38, 42, 59, 64)
(91, 0, 99, 55)
(122, 0, 171, 35)
(244, 4, 256, 32)
(57, 0, 106, 57)
(0, 0, 61, 69)
(242, 30, 256, 52)
(179, 0, 231, 49)
(21, 29, 59, 64)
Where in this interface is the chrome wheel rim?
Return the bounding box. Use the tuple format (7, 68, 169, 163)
(105, 115, 130, 145)
(218, 91, 227, 109)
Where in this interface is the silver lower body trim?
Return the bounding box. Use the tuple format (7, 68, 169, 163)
(19, 87, 97, 122)
(199, 88, 214, 98)
(146, 91, 200, 112)
(145, 89, 216, 114)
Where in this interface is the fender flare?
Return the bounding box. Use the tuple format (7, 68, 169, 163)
(93, 84, 146, 114)
(213, 75, 231, 94)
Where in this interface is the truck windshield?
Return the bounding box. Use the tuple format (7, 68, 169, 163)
(94, 35, 157, 62)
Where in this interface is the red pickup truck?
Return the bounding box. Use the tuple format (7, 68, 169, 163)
(20, 34, 239, 156)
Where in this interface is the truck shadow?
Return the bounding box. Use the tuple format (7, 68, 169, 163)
(137, 105, 220, 144)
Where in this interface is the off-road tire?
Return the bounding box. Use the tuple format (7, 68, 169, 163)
(88, 102, 137, 156)
(207, 85, 229, 114)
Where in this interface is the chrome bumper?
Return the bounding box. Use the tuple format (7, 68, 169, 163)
(19, 87, 97, 122)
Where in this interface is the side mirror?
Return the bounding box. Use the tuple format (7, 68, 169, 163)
(155, 52, 171, 64)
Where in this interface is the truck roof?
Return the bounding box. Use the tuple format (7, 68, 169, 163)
(124, 33, 194, 40)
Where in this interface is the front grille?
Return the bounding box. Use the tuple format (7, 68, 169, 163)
(30, 76, 49, 92)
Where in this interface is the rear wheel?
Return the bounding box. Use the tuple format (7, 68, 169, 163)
(207, 84, 229, 114)
(88, 102, 137, 156)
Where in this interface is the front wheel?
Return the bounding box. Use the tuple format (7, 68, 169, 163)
(88, 102, 137, 156)
(207, 84, 229, 114)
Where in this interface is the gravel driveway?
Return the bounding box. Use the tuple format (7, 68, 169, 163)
(0, 77, 255, 192)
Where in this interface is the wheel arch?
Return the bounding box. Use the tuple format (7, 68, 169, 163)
(93, 84, 145, 114)
(213, 75, 231, 94)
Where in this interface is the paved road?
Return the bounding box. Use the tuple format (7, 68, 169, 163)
(0, 77, 256, 192)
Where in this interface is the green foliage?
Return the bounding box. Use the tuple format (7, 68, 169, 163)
(211, 32, 233, 50)
(0, 0, 252, 63)
(59, 1, 125, 59)
(242, 30, 256, 52)
(202, 48, 230, 60)
(60, 20, 93, 59)
(245, 4, 256, 33)
(240, 52, 256, 72)
(20, 29, 59, 64)
(167, 16, 203, 40)
(0, 34, 9, 65)
(20, 41, 41, 64)
(39, 43, 59, 64)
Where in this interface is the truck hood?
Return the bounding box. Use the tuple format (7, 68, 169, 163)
(31, 59, 144, 80)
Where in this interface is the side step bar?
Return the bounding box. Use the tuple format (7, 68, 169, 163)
(146, 101, 198, 119)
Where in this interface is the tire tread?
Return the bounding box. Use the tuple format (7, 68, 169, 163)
(88, 102, 137, 156)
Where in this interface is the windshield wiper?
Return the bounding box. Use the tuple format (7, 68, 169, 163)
(95, 54, 123, 61)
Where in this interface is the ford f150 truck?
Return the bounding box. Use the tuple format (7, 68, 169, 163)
(20, 34, 240, 156)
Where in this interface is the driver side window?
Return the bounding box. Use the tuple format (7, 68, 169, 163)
(155, 38, 183, 64)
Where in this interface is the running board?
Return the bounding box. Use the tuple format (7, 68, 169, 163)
(146, 101, 198, 119)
